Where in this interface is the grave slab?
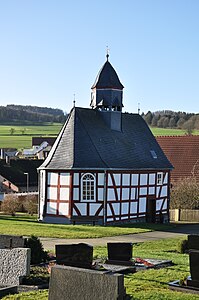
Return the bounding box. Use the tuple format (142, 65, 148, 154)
(48, 265, 126, 300)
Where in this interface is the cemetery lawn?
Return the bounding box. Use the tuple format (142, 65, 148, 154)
(2, 237, 199, 300)
(0, 214, 174, 238)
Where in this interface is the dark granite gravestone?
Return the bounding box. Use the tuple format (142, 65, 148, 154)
(187, 250, 199, 288)
(106, 242, 134, 266)
(49, 265, 126, 300)
(188, 235, 199, 251)
(55, 243, 93, 269)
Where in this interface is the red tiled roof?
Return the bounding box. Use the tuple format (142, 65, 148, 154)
(156, 135, 199, 183)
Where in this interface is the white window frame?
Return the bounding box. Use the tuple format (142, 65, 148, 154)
(157, 172, 163, 185)
(81, 173, 96, 202)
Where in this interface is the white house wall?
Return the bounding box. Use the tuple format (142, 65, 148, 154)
(41, 170, 170, 224)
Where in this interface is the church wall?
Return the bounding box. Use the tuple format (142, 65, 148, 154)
(40, 169, 170, 224)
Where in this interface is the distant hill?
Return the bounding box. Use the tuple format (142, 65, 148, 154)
(142, 110, 199, 134)
(0, 105, 67, 124)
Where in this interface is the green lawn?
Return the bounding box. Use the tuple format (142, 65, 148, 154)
(3, 237, 198, 300)
(150, 127, 199, 136)
(0, 123, 62, 149)
(0, 214, 173, 238)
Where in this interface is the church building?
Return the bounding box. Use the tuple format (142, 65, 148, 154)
(38, 55, 173, 225)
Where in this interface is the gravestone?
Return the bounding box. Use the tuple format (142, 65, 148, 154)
(187, 250, 199, 288)
(55, 243, 93, 269)
(188, 235, 199, 251)
(0, 248, 30, 285)
(49, 265, 126, 300)
(0, 235, 25, 249)
(106, 242, 134, 266)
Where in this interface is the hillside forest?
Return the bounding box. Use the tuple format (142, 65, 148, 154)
(142, 110, 199, 133)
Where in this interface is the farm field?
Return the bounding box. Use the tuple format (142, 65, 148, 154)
(0, 123, 199, 150)
(0, 123, 62, 149)
(2, 237, 198, 300)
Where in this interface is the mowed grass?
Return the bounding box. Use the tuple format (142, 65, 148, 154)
(151, 127, 199, 136)
(3, 238, 198, 300)
(0, 123, 62, 149)
(0, 214, 173, 238)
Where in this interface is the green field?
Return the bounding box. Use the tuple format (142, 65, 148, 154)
(0, 123, 62, 149)
(0, 123, 199, 150)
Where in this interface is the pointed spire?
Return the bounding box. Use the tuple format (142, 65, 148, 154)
(73, 93, 76, 107)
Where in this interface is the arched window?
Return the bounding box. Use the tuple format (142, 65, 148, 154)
(81, 173, 96, 202)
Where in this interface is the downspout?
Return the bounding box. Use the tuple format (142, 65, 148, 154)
(103, 170, 107, 226)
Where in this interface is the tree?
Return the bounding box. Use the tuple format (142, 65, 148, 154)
(169, 117, 176, 128)
(143, 111, 153, 125)
(170, 177, 199, 209)
(10, 128, 15, 135)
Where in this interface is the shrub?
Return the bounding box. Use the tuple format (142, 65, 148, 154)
(170, 177, 199, 209)
(1, 194, 20, 216)
(25, 235, 49, 265)
(177, 239, 188, 254)
(23, 194, 38, 215)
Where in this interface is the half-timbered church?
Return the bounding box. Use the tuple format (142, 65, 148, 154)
(38, 54, 173, 225)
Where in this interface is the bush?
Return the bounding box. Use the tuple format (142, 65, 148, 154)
(1, 194, 20, 216)
(25, 235, 49, 265)
(177, 239, 188, 254)
(23, 194, 38, 215)
(170, 177, 199, 209)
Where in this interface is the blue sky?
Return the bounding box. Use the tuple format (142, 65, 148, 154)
(0, 0, 199, 114)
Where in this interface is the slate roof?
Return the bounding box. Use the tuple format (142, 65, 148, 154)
(91, 60, 124, 90)
(0, 159, 43, 187)
(156, 135, 199, 183)
(39, 107, 173, 171)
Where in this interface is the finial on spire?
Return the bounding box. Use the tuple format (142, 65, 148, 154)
(138, 102, 140, 115)
(106, 46, 110, 61)
(73, 93, 76, 107)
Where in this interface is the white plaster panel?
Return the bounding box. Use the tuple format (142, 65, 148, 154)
(59, 203, 69, 216)
(160, 186, 168, 197)
(140, 174, 147, 186)
(149, 173, 156, 185)
(113, 174, 121, 186)
(140, 187, 147, 196)
(156, 200, 163, 211)
(98, 188, 104, 201)
(98, 209, 103, 216)
(107, 189, 116, 201)
(130, 201, 137, 214)
(122, 174, 130, 186)
(73, 188, 79, 201)
(139, 197, 146, 213)
(112, 203, 120, 215)
(108, 174, 112, 186)
(48, 172, 58, 185)
(131, 174, 138, 186)
(117, 188, 121, 200)
(163, 173, 168, 184)
(60, 187, 70, 201)
(107, 204, 112, 216)
(131, 188, 136, 200)
(47, 202, 57, 215)
(107, 218, 114, 222)
(162, 199, 167, 210)
(98, 173, 104, 185)
(121, 216, 128, 220)
(121, 202, 129, 214)
(75, 203, 87, 216)
(122, 188, 130, 200)
(72, 209, 78, 216)
(89, 203, 102, 216)
(156, 186, 160, 197)
(60, 173, 70, 185)
(149, 186, 155, 195)
(47, 187, 57, 200)
(73, 173, 79, 185)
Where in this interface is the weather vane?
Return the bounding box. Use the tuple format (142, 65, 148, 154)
(106, 46, 110, 60)
(73, 93, 76, 107)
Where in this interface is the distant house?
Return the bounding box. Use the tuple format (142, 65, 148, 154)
(22, 137, 56, 159)
(156, 135, 199, 184)
(38, 55, 173, 225)
(0, 159, 43, 193)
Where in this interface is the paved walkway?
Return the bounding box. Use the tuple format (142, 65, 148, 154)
(40, 223, 199, 250)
